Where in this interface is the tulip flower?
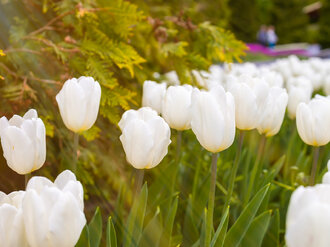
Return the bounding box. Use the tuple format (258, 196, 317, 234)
(256, 86, 288, 137)
(286, 183, 330, 247)
(322, 160, 330, 184)
(142, 80, 166, 114)
(162, 85, 193, 130)
(190, 85, 235, 246)
(119, 107, 171, 169)
(260, 68, 284, 88)
(190, 85, 235, 153)
(0, 109, 46, 175)
(227, 75, 268, 130)
(287, 77, 312, 119)
(23, 170, 86, 247)
(56, 76, 101, 133)
(296, 95, 330, 146)
(0, 191, 28, 247)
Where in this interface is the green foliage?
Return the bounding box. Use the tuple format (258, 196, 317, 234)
(229, 0, 259, 42)
(319, 0, 330, 48)
(270, 0, 309, 43)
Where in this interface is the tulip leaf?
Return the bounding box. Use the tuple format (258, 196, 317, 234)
(160, 196, 179, 247)
(210, 207, 229, 247)
(75, 225, 90, 247)
(263, 209, 280, 247)
(106, 217, 117, 247)
(183, 195, 200, 246)
(123, 183, 148, 247)
(138, 206, 162, 247)
(89, 207, 103, 247)
(259, 155, 286, 189)
(200, 208, 207, 247)
(239, 210, 272, 247)
(224, 184, 270, 247)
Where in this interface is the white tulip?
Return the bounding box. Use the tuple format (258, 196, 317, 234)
(119, 107, 171, 169)
(286, 184, 330, 247)
(26, 170, 84, 211)
(296, 95, 330, 146)
(322, 160, 330, 184)
(257, 86, 288, 137)
(56, 76, 101, 133)
(0, 109, 46, 175)
(286, 76, 313, 119)
(260, 69, 284, 88)
(227, 75, 268, 130)
(190, 85, 235, 153)
(323, 74, 330, 95)
(23, 170, 86, 247)
(0, 191, 28, 247)
(142, 80, 166, 114)
(162, 85, 193, 130)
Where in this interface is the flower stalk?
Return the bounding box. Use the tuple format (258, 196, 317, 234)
(205, 152, 219, 246)
(310, 146, 320, 186)
(223, 130, 245, 214)
(73, 133, 79, 173)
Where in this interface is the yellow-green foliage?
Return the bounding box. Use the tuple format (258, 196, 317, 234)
(0, 0, 246, 219)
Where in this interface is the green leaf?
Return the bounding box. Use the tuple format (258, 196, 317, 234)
(89, 207, 103, 247)
(81, 126, 101, 141)
(75, 225, 90, 247)
(161, 42, 188, 57)
(106, 217, 117, 247)
(139, 207, 162, 247)
(211, 207, 229, 247)
(263, 209, 280, 247)
(224, 184, 270, 247)
(239, 210, 272, 247)
(160, 196, 179, 247)
(123, 183, 148, 247)
(200, 208, 207, 247)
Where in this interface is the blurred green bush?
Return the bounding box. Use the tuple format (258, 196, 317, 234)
(0, 0, 245, 218)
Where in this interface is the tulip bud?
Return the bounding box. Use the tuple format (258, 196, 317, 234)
(162, 85, 193, 130)
(287, 77, 312, 119)
(0, 191, 28, 247)
(119, 107, 171, 169)
(56, 76, 101, 133)
(296, 95, 330, 146)
(23, 170, 86, 247)
(190, 85, 235, 153)
(0, 109, 46, 175)
(142, 80, 166, 114)
(286, 184, 330, 247)
(227, 75, 268, 130)
(257, 86, 288, 137)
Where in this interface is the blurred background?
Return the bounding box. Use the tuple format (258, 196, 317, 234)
(0, 0, 330, 246)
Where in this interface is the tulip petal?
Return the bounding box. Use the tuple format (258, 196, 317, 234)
(1, 126, 35, 174)
(120, 119, 154, 169)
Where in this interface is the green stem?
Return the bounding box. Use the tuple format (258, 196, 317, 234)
(25, 173, 32, 188)
(309, 146, 320, 186)
(134, 169, 145, 197)
(170, 131, 182, 201)
(245, 134, 266, 205)
(176, 131, 182, 163)
(222, 130, 245, 215)
(192, 147, 203, 200)
(73, 132, 79, 173)
(205, 152, 219, 247)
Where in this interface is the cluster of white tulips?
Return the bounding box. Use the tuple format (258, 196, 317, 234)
(0, 76, 101, 246)
(118, 55, 330, 247)
(0, 170, 85, 247)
